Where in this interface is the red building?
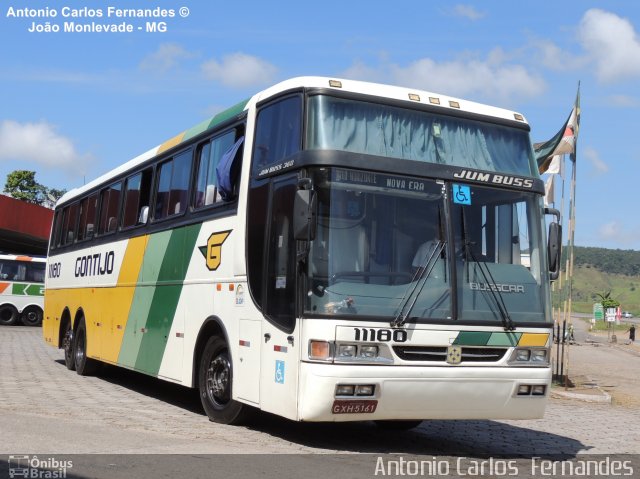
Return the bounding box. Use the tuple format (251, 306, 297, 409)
(0, 194, 53, 256)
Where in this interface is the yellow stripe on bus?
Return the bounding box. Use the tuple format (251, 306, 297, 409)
(157, 131, 185, 154)
(100, 235, 149, 362)
(517, 333, 549, 347)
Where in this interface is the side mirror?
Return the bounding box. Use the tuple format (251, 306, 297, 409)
(293, 189, 317, 241)
(545, 208, 562, 281)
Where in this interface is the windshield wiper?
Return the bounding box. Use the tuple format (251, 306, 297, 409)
(391, 240, 445, 328)
(460, 209, 515, 331)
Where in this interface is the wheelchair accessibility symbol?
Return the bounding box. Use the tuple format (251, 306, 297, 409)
(275, 360, 285, 384)
(453, 184, 471, 205)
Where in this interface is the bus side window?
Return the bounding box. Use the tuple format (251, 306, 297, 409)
(0, 259, 11, 280)
(98, 181, 122, 235)
(252, 96, 301, 176)
(122, 168, 152, 228)
(51, 210, 64, 248)
(77, 193, 98, 241)
(194, 130, 236, 208)
(61, 202, 79, 245)
(154, 150, 192, 220)
(27, 262, 45, 282)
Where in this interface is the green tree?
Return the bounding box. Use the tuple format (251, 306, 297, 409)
(4, 170, 43, 204)
(3, 170, 66, 208)
(595, 291, 620, 309)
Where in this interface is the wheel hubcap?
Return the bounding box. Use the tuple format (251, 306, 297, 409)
(64, 328, 73, 360)
(206, 354, 230, 405)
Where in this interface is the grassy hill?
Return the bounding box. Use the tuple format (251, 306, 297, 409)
(553, 247, 640, 314)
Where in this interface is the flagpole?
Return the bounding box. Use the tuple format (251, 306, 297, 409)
(564, 82, 580, 387)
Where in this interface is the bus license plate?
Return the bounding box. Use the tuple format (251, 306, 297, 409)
(332, 400, 378, 414)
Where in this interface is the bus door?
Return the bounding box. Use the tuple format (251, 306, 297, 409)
(259, 176, 300, 419)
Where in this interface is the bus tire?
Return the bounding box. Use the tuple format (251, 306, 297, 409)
(74, 318, 99, 376)
(21, 306, 43, 327)
(198, 336, 249, 425)
(0, 305, 19, 326)
(374, 420, 423, 431)
(63, 320, 75, 371)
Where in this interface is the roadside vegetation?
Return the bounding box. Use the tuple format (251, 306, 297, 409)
(553, 246, 640, 315)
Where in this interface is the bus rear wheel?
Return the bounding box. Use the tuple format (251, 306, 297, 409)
(74, 318, 99, 376)
(0, 305, 18, 326)
(198, 336, 249, 425)
(21, 306, 43, 326)
(63, 321, 75, 371)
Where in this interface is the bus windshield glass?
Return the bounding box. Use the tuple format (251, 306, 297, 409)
(305, 168, 549, 324)
(307, 95, 536, 176)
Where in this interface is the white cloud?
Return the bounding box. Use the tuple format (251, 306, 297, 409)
(0, 120, 91, 173)
(608, 94, 640, 108)
(578, 9, 640, 83)
(342, 49, 545, 104)
(531, 39, 588, 72)
(452, 4, 485, 21)
(598, 220, 620, 241)
(583, 146, 609, 174)
(202, 53, 277, 88)
(139, 43, 194, 73)
(389, 56, 545, 102)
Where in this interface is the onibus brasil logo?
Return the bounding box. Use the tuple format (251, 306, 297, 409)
(8, 455, 73, 478)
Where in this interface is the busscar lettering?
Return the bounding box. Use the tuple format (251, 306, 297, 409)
(470, 282, 525, 294)
(74, 251, 115, 277)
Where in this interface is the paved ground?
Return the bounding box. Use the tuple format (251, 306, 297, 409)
(1, 325, 640, 459)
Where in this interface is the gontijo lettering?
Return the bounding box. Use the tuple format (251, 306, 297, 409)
(74, 251, 115, 277)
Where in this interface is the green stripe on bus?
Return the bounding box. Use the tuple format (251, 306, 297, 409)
(11, 283, 44, 296)
(453, 331, 492, 346)
(134, 223, 201, 375)
(208, 99, 249, 129)
(118, 231, 172, 369)
(486, 332, 521, 346)
(182, 118, 212, 142)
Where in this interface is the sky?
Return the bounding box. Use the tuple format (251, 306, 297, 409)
(1, 0, 639, 250)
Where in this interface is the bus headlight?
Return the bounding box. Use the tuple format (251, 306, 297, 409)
(337, 344, 357, 358)
(509, 348, 549, 366)
(531, 349, 547, 362)
(359, 345, 378, 359)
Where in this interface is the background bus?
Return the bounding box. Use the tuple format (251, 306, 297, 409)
(0, 254, 45, 326)
(44, 77, 561, 427)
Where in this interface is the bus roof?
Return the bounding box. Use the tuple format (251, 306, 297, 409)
(57, 76, 529, 207)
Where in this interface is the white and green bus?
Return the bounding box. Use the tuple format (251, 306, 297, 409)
(0, 254, 45, 326)
(44, 77, 561, 427)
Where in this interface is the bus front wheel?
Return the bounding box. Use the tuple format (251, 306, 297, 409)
(21, 306, 43, 326)
(0, 305, 18, 326)
(198, 336, 249, 425)
(74, 318, 99, 376)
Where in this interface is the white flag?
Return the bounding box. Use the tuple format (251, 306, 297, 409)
(544, 175, 555, 207)
(546, 155, 563, 176)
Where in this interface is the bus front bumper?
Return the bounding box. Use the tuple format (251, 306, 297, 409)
(298, 362, 551, 422)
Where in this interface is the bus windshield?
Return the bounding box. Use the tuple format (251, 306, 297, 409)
(307, 95, 536, 176)
(305, 168, 549, 324)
